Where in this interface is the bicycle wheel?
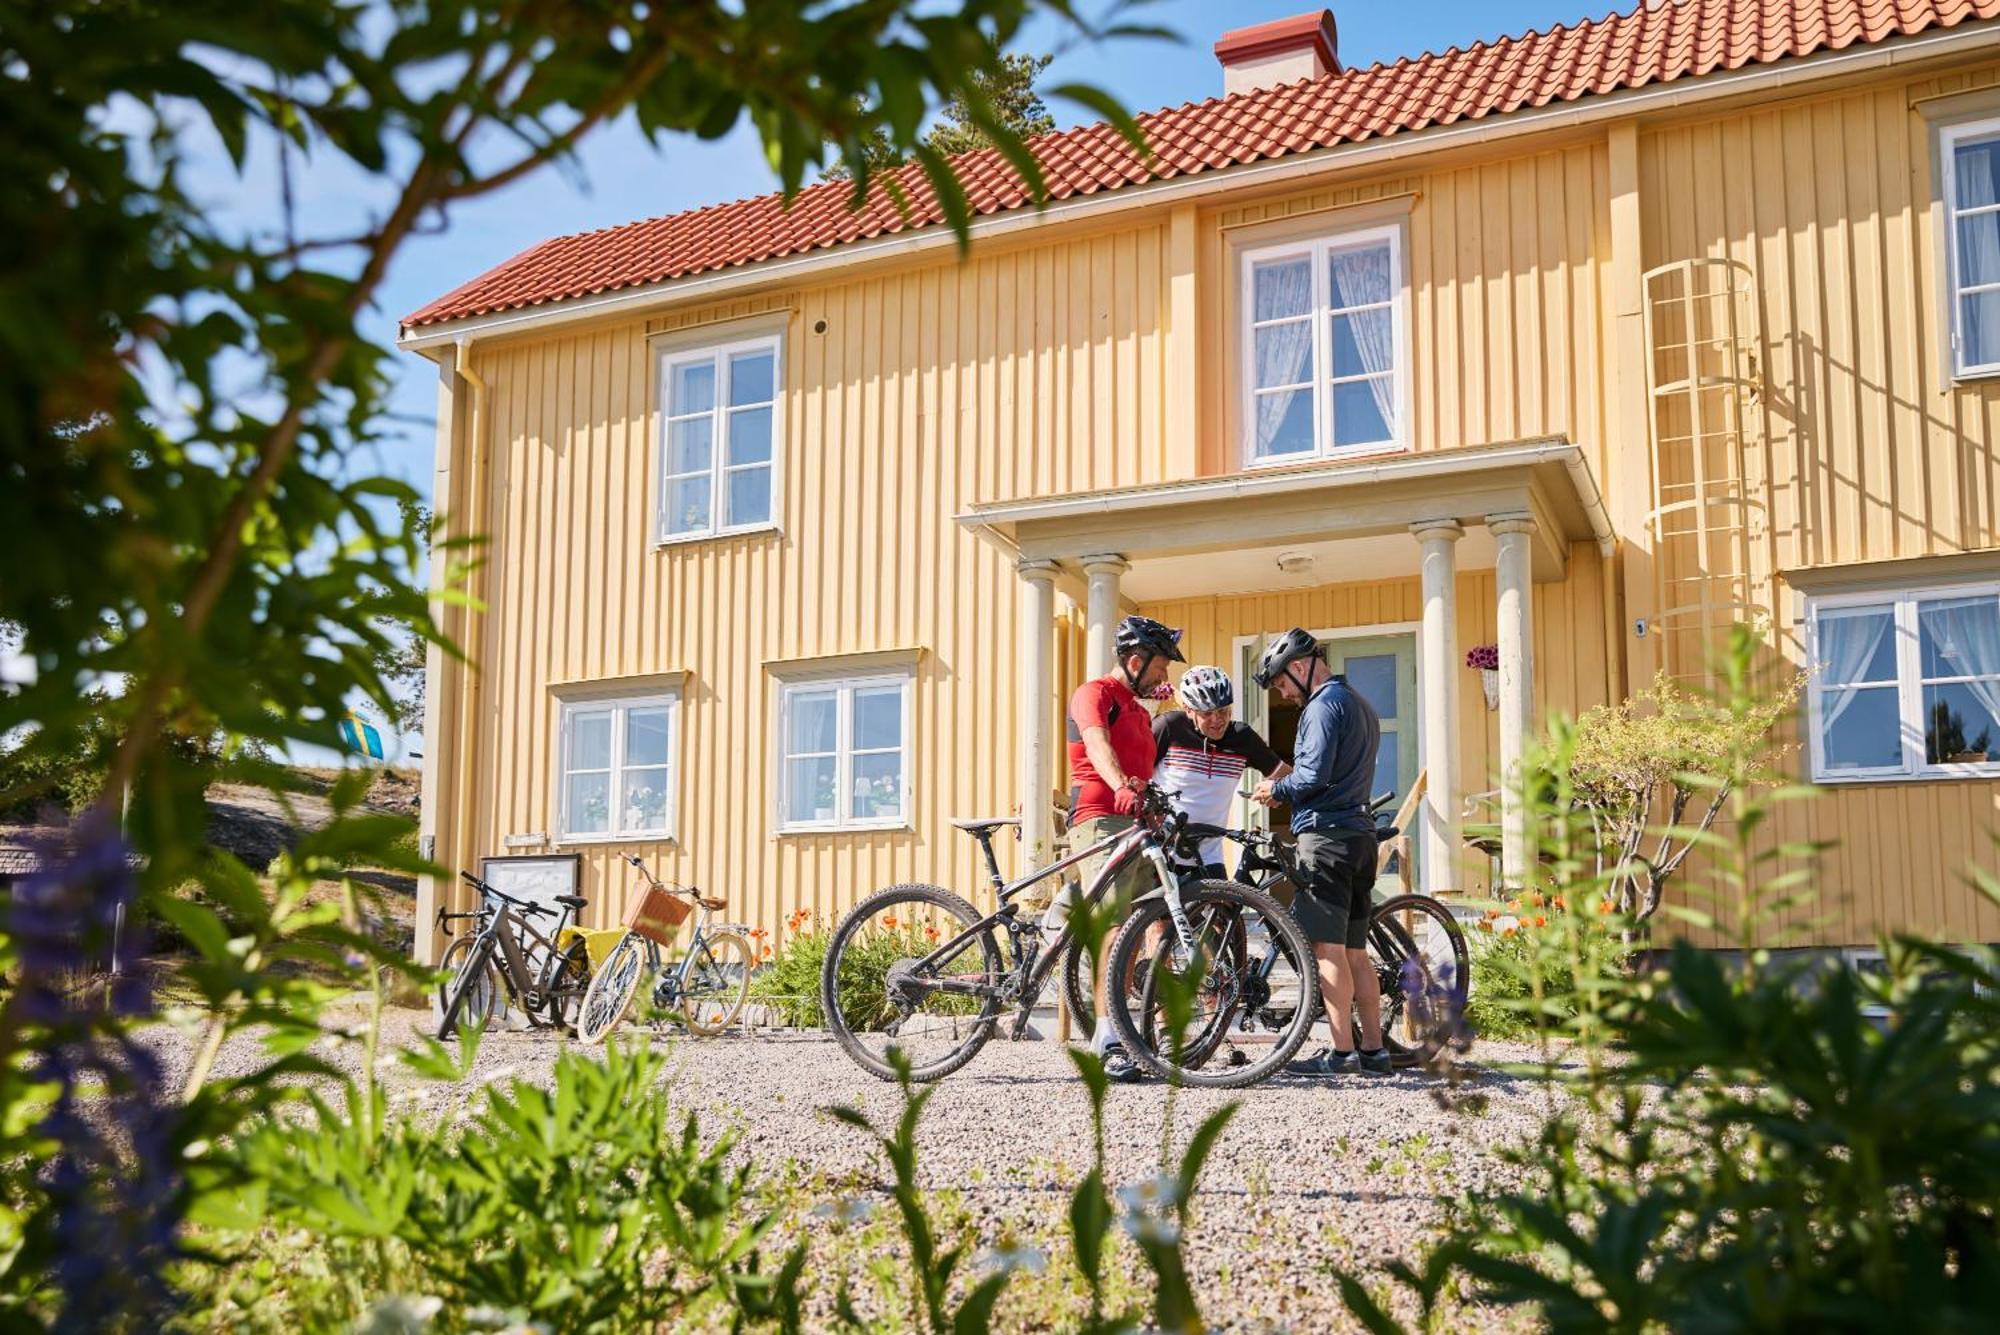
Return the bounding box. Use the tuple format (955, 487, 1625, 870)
(542, 937, 592, 1031)
(432, 934, 479, 1029)
(1365, 914, 1443, 1068)
(575, 931, 648, 1045)
(1106, 880, 1319, 1089)
(437, 936, 504, 1040)
(1371, 894, 1471, 1008)
(681, 930, 752, 1034)
(821, 883, 1004, 1082)
(1061, 937, 1095, 1035)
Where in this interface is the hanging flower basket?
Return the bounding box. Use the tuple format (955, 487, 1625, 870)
(1466, 644, 1500, 712)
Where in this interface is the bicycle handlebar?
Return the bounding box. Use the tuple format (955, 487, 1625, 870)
(457, 869, 553, 919)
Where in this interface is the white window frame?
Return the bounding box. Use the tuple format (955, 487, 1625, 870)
(775, 671, 914, 833)
(1805, 581, 2000, 783)
(1237, 222, 1410, 468)
(1940, 115, 2000, 379)
(655, 330, 784, 544)
(555, 691, 680, 842)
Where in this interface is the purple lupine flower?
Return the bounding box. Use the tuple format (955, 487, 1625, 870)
(5, 811, 180, 1323)
(1401, 954, 1482, 1112)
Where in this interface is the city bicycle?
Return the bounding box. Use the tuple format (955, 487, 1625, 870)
(574, 855, 754, 1043)
(435, 871, 592, 1039)
(819, 785, 1320, 1087)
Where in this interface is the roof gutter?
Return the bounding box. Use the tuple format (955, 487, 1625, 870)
(398, 21, 2000, 352)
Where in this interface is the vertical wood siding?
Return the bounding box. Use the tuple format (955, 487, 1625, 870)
(1640, 71, 2000, 947)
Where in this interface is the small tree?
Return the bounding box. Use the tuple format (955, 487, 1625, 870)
(824, 49, 1058, 180)
(1563, 664, 1797, 924)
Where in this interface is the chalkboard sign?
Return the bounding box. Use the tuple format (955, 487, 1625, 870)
(480, 853, 582, 918)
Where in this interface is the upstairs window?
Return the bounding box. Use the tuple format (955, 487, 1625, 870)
(658, 332, 781, 541)
(1240, 223, 1407, 465)
(1808, 584, 2000, 781)
(1943, 117, 2000, 377)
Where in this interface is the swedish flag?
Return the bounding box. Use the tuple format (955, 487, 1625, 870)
(338, 712, 385, 760)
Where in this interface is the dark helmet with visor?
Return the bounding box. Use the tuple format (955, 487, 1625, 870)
(1114, 614, 1185, 665)
(1253, 627, 1323, 692)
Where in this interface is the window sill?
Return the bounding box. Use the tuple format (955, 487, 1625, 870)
(655, 522, 782, 550)
(1811, 767, 2000, 786)
(1950, 363, 2000, 385)
(776, 819, 913, 837)
(554, 831, 678, 847)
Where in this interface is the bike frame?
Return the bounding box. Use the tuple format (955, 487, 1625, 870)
(466, 882, 580, 1016)
(912, 810, 1198, 1025)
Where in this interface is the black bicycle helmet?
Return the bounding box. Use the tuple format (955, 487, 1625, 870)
(1253, 627, 1323, 692)
(1114, 615, 1186, 664)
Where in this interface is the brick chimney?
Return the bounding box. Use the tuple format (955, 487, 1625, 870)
(1214, 10, 1340, 97)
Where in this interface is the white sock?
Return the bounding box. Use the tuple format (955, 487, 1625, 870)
(1091, 1017, 1116, 1053)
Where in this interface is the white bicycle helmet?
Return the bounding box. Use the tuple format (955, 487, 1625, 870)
(1177, 665, 1234, 712)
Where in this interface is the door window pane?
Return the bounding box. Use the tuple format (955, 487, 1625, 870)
(1342, 653, 1398, 718)
(786, 755, 838, 823)
(1370, 731, 1398, 802)
(725, 467, 771, 527)
(1924, 682, 2000, 763)
(1819, 685, 1902, 771)
(566, 772, 610, 835)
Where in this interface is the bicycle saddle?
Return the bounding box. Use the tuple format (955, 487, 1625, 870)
(555, 895, 587, 910)
(698, 894, 727, 911)
(950, 817, 1019, 834)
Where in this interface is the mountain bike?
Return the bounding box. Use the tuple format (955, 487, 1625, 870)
(431, 897, 500, 1029)
(1223, 809, 1470, 1068)
(435, 871, 592, 1039)
(574, 855, 753, 1043)
(819, 785, 1320, 1088)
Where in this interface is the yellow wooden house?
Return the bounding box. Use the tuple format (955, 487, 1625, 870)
(400, 1, 2000, 960)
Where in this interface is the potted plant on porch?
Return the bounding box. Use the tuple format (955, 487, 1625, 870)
(1467, 643, 1500, 711)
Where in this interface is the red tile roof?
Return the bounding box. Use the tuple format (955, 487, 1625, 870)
(404, 0, 2000, 330)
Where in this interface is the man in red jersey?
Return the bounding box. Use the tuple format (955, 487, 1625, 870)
(1066, 614, 1183, 1081)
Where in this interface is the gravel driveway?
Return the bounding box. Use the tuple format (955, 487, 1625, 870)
(159, 1006, 1564, 1331)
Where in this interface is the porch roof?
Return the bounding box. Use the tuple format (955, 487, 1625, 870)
(958, 437, 1614, 588)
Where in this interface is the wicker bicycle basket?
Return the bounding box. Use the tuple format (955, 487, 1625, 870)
(624, 881, 690, 946)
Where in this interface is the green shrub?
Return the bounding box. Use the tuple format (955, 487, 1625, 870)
(750, 912, 983, 1029)
(749, 914, 834, 1027)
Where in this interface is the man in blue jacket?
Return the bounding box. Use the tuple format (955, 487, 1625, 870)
(1249, 628, 1391, 1077)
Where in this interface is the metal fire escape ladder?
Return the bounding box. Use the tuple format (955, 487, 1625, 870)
(1639, 257, 1769, 680)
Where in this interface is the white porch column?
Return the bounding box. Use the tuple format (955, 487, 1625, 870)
(1489, 512, 1538, 888)
(1018, 559, 1062, 872)
(1411, 520, 1463, 896)
(1081, 553, 1130, 676)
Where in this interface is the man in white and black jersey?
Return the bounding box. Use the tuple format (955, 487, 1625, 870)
(1152, 666, 1291, 878)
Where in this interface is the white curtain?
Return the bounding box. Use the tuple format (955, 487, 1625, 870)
(1330, 245, 1396, 431)
(1956, 140, 2000, 361)
(1817, 608, 1891, 730)
(1253, 259, 1313, 452)
(1924, 596, 2000, 726)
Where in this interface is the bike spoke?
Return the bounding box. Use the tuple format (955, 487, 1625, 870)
(827, 894, 1001, 1078)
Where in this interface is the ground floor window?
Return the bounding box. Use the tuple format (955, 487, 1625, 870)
(778, 673, 911, 831)
(1808, 583, 2000, 780)
(558, 692, 678, 840)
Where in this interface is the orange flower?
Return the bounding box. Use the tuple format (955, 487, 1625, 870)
(760, 945, 773, 962)
(1525, 891, 1543, 908)
(924, 925, 940, 942)
(1477, 919, 1493, 933)
(1481, 907, 1500, 920)
(1534, 914, 1547, 928)
(1552, 895, 1566, 911)
(1501, 925, 1519, 938)
(882, 914, 899, 930)
(1598, 898, 1615, 915)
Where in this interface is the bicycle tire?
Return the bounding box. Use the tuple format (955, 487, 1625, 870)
(1365, 913, 1450, 1068)
(543, 937, 592, 1031)
(1371, 893, 1471, 1004)
(682, 930, 752, 1035)
(1106, 880, 1320, 1089)
(575, 931, 647, 1045)
(432, 934, 478, 1029)
(1136, 905, 1252, 1070)
(1061, 937, 1095, 1035)
(821, 883, 1003, 1083)
(437, 936, 502, 1040)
